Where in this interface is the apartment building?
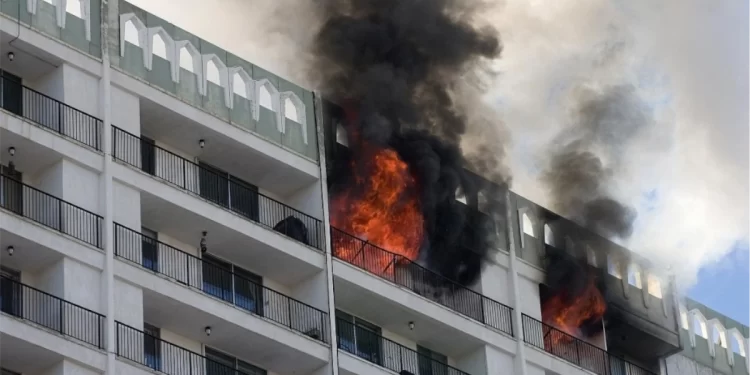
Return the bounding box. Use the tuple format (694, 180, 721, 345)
(0, 1, 746, 375)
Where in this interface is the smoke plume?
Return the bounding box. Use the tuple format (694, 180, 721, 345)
(313, 0, 509, 286)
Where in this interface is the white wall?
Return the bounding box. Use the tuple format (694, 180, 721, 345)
(34, 161, 64, 197)
(114, 279, 144, 329)
(28, 66, 65, 101)
(456, 346, 488, 375)
(63, 258, 101, 312)
(286, 182, 324, 220)
(519, 273, 542, 320)
(39, 359, 100, 375)
(60, 64, 100, 117)
(291, 271, 328, 312)
(60, 159, 100, 214)
(113, 180, 141, 230)
(485, 345, 515, 375)
(34, 258, 66, 297)
(111, 85, 141, 134)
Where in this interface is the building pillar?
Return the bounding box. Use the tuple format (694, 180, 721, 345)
(505, 190, 528, 375)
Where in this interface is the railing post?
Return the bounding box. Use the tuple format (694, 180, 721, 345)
(58, 102, 63, 134)
(186, 253, 190, 286)
(59, 299, 64, 334)
(182, 158, 187, 189)
(99, 316, 103, 349)
(58, 199, 63, 233)
(575, 339, 581, 367)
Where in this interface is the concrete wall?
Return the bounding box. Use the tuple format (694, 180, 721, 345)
(38, 359, 100, 375)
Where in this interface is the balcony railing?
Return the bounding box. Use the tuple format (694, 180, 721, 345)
(116, 322, 260, 375)
(336, 318, 469, 375)
(114, 223, 330, 344)
(0, 174, 103, 248)
(331, 228, 514, 336)
(1, 276, 105, 348)
(521, 314, 656, 375)
(0, 74, 102, 150)
(111, 126, 324, 250)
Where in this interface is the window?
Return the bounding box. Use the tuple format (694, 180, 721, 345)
(259, 85, 273, 109)
(152, 34, 167, 60)
(417, 346, 449, 375)
(284, 98, 299, 122)
(627, 264, 642, 289)
(143, 323, 161, 371)
(66, 0, 82, 17)
(608, 256, 622, 279)
(141, 227, 158, 272)
(647, 274, 662, 298)
(521, 213, 535, 237)
(205, 347, 266, 375)
(123, 20, 140, 47)
(198, 162, 259, 221)
(336, 310, 383, 365)
(139, 136, 156, 175)
(0, 267, 21, 317)
(233, 73, 248, 99)
(202, 254, 264, 315)
(693, 315, 708, 338)
(179, 47, 194, 72)
(206, 60, 221, 85)
(0, 163, 23, 216)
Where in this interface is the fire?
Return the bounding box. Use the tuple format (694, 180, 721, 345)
(330, 113, 424, 277)
(541, 275, 606, 345)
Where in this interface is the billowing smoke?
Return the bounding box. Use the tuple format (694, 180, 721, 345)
(313, 0, 508, 286)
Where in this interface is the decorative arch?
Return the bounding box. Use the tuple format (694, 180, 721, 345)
(336, 121, 349, 146)
(690, 310, 709, 345)
(201, 55, 229, 100)
(280, 92, 308, 145)
(728, 328, 747, 359)
(175, 41, 201, 84)
(627, 263, 643, 289)
(646, 273, 662, 298)
(146, 27, 176, 81)
(120, 14, 149, 67)
(229, 67, 254, 103)
(607, 255, 622, 279)
(521, 212, 535, 238)
(544, 224, 555, 247)
(586, 246, 597, 266)
(454, 187, 468, 204)
(706, 319, 729, 360)
(254, 79, 280, 124)
(679, 304, 689, 330)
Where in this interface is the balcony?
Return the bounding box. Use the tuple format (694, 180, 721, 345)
(113, 223, 330, 343)
(111, 126, 324, 251)
(0, 174, 103, 248)
(521, 314, 656, 375)
(336, 318, 469, 375)
(0, 74, 102, 151)
(115, 322, 262, 375)
(0, 276, 105, 348)
(331, 228, 513, 335)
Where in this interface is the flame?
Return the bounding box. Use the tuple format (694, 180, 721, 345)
(541, 274, 606, 346)
(330, 111, 424, 277)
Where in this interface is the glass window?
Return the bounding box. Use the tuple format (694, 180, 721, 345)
(143, 323, 161, 371)
(202, 254, 263, 315)
(141, 227, 158, 272)
(336, 310, 383, 365)
(417, 345, 449, 375)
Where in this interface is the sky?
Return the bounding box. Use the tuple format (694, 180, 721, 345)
(129, 0, 749, 326)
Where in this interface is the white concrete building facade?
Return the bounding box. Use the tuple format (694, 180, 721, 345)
(0, 2, 746, 375)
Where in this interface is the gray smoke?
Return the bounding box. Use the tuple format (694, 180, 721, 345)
(543, 85, 649, 239)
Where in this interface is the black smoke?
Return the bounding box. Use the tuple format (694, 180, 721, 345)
(543, 85, 649, 240)
(313, 0, 506, 286)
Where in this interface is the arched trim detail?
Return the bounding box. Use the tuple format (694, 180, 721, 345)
(201, 54, 229, 103)
(120, 14, 149, 67)
(280, 92, 308, 144)
(175, 41, 201, 84)
(253, 79, 280, 123)
(146, 27, 176, 81)
(228, 67, 254, 109)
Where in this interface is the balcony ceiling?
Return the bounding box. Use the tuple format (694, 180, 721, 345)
(0, 127, 63, 177)
(139, 98, 319, 197)
(0, 228, 66, 273)
(0, 333, 65, 374)
(1, 31, 61, 81)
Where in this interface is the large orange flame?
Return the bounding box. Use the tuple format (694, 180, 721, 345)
(542, 275, 606, 346)
(330, 114, 424, 277)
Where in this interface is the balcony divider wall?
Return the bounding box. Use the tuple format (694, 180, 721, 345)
(115, 321, 263, 375)
(0, 276, 105, 348)
(111, 126, 324, 250)
(521, 314, 657, 375)
(331, 228, 514, 336)
(336, 318, 470, 375)
(113, 223, 330, 344)
(0, 174, 103, 248)
(0, 73, 102, 151)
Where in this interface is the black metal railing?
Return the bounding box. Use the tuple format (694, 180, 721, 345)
(0, 174, 103, 247)
(113, 223, 330, 344)
(116, 322, 261, 375)
(331, 228, 513, 336)
(0, 74, 102, 150)
(111, 126, 324, 250)
(336, 318, 469, 375)
(521, 314, 656, 375)
(1, 276, 105, 348)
